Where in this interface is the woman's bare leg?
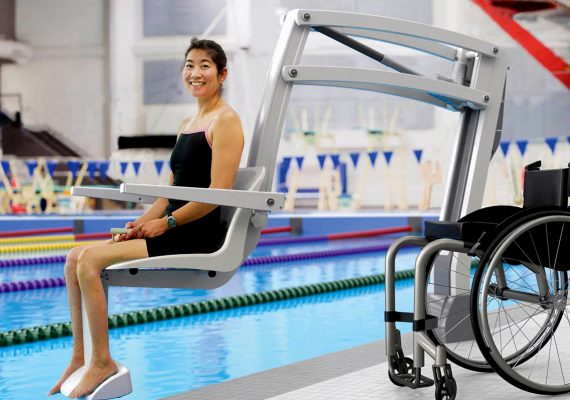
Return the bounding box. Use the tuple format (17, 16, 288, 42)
(48, 240, 112, 396)
(69, 239, 148, 398)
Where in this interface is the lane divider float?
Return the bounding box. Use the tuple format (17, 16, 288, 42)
(0, 268, 416, 347)
(258, 226, 411, 246)
(0, 241, 394, 292)
(0, 225, 294, 245)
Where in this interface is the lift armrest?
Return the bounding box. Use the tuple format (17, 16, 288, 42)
(121, 183, 285, 211)
(71, 186, 158, 204)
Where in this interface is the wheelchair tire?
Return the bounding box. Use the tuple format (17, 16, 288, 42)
(471, 210, 570, 394)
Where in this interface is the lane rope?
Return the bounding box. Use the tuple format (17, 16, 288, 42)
(0, 227, 74, 238)
(0, 225, 294, 245)
(0, 241, 395, 292)
(0, 268, 416, 347)
(258, 226, 411, 246)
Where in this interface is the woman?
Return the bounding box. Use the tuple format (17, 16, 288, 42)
(49, 38, 244, 398)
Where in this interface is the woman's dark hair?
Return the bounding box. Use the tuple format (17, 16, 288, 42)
(184, 37, 227, 77)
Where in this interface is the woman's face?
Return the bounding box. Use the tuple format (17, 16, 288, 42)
(182, 49, 226, 99)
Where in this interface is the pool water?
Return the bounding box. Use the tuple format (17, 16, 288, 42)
(0, 238, 419, 399)
(0, 239, 417, 331)
(0, 281, 415, 400)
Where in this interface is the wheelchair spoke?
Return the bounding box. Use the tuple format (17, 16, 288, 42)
(438, 313, 471, 339)
(500, 305, 531, 351)
(545, 223, 551, 269)
(499, 301, 519, 354)
(502, 262, 540, 294)
(552, 222, 564, 270)
(513, 239, 539, 270)
(434, 305, 470, 322)
(551, 329, 566, 384)
(527, 229, 543, 271)
(513, 308, 551, 369)
(473, 213, 570, 392)
(546, 323, 553, 384)
(426, 282, 469, 295)
(526, 324, 549, 380)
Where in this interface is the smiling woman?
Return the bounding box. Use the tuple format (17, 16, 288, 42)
(50, 37, 245, 398)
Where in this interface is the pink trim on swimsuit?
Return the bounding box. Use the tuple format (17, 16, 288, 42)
(181, 121, 213, 149)
(204, 122, 213, 148)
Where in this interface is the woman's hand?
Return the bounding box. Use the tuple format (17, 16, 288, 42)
(116, 221, 138, 242)
(126, 218, 168, 240)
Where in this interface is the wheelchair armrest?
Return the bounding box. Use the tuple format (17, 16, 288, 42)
(71, 186, 158, 204)
(120, 183, 285, 211)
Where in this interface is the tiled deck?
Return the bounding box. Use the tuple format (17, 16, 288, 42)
(165, 332, 561, 400)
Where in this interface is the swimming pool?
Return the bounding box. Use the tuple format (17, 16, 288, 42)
(0, 235, 419, 399)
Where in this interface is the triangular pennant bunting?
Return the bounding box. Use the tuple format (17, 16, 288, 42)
(545, 137, 558, 154)
(516, 140, 528, 156)
(46, 161, 57, 177)
(295, 156, 304, 169)
(317, 154, 327, 170)
(349, 152, 360, 168)
(368, 151, 378, 167)
(330, 154, 340, 169)
(25, 160, 38, 177)
(499, 141, 510, 157)
(87, 161, 98, 179)
(154, 160, 164, 176)
(67, 161, 81, 179)
(1, 161, 10, 175)
(413, 149, 423, 163)
(120, 162, 129, 176)
(99, 161, 110, 179)
(281, 157, 292, 172)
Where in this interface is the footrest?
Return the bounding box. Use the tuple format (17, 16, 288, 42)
(60, 362, 132, 399)
(389, 367, 435, 389)
(385, 311, 438, 331)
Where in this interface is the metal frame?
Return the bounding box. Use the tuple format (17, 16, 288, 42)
(66, 9, 508, 399)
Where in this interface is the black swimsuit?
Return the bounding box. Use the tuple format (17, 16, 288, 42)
(145, 126, 226, 257)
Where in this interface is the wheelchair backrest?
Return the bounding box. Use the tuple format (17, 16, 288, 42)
(523, 161, 569, 208)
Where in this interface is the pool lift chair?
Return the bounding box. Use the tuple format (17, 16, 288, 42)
(61, 9, 508, 399)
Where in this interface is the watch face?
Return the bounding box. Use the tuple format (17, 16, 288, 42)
(167, 216, 176, 228)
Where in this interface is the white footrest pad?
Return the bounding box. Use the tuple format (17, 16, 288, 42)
(60, 362, 132, 399)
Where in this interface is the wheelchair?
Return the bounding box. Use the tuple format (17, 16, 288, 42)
(386, 160, 570, 400)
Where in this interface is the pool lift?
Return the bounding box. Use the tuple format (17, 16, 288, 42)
(63, 9, 507, 399)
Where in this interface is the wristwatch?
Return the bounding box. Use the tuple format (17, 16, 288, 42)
(166, 212, 177, 229)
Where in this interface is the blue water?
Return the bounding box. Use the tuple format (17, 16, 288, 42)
(0, 281, 415, 400)
(0, 236, 419, 399)
(0, 240, 417, 331)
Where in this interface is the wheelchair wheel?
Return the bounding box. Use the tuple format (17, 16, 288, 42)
(471, 211, 570, 394)
(425, 250, 493, 372)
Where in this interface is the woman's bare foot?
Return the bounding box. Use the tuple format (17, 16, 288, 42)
(68, 360, 118, 398)
(48, 359, 84, 395)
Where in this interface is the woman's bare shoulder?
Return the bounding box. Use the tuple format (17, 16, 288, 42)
(215, 105, 241, 125)
(175, 116, 194, 137)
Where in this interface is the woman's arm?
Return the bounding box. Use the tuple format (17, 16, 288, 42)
(129, 173, 173, 225)
(122, 117, 190, 238)
(133, 110, 244, 239)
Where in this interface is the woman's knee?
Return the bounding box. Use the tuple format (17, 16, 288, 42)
(64, 246, 84, 276)
(76, 248, 106, 282)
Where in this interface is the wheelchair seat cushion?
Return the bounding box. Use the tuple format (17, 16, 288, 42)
(424, 205, 523, 243)
(424, 220, 496, 243)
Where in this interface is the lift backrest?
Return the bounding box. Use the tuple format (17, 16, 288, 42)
(217, 166, 267, 264)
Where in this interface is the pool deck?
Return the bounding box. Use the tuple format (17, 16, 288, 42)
(164, 332, 558, 400)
